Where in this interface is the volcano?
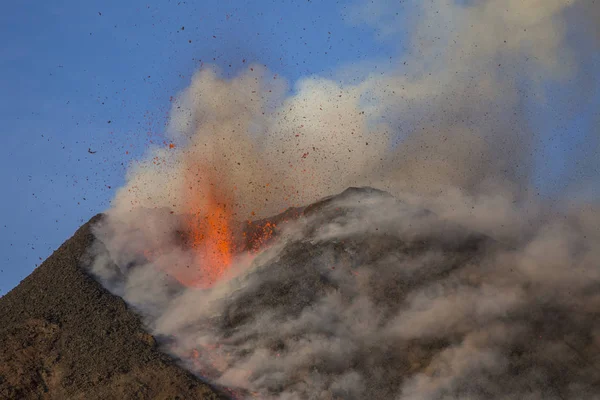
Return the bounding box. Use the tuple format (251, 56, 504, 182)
(3, 187, 600, 399)
(0, 215, 225, 399)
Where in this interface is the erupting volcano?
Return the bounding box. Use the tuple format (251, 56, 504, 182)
(3, 0, 600, 398)
(173, 159, 285, 289)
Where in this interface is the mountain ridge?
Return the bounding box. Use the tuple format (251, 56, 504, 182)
(0, 214, 224, 400)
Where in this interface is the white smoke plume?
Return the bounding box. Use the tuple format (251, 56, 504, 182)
(89, 0, 600, 398)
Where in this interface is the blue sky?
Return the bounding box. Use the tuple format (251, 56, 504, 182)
(1, 0, 399, 293)
(1, 0, 598, 294)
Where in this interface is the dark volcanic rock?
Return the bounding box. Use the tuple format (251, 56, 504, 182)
(0, 215, 224, 400)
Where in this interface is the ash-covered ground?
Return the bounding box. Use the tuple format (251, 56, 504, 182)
(90, 187, 600, 399)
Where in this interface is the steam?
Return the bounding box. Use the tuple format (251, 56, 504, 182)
(89, 0, 600, 399)
(91, 190, 600, 399)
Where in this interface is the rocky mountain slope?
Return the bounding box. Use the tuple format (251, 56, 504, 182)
(0, 215, 224, 400)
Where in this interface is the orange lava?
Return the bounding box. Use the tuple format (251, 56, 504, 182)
(141, 157, 288, 289)
(245, 220, 277, 253)
(179, 161, 235, 288)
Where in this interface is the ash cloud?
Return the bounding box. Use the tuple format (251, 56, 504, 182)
(108, 0, 599, 221)
(89, 0, 600, 399)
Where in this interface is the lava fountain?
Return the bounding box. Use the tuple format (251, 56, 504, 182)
(180, 159, 235, 288)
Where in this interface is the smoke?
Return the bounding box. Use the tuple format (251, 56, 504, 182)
(90, 189, 600, 399)
(109, 0, 598, 217)
(88, 0, 600, 399)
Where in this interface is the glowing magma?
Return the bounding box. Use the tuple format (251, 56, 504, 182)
(180, 161, 235, 288)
